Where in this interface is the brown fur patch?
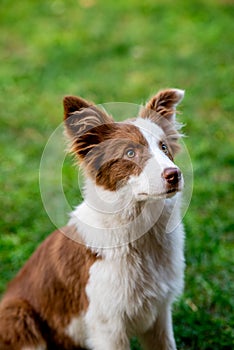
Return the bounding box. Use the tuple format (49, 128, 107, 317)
(78, 122, 150, 191)
(0, 227, 99, 349)
(0, 299, 46, 350)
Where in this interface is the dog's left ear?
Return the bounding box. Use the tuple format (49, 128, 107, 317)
(141, 88, 184, 123)
(140, 89, 185, 154)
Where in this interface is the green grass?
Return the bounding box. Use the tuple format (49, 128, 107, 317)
(0, 0, 234, 348)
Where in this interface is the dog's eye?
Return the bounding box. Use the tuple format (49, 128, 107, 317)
(161, 142, 168, 154)
(126, 149, 135, 158)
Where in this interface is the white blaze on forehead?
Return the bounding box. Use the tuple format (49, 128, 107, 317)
(133, 117, 164, 136)
(132, 117, 164, 152)
(132, 117, 175, 166)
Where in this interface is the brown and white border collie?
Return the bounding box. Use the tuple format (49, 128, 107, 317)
(0, 89, 185, 350)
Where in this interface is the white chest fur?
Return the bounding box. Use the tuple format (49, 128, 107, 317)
(85, 224, 184, 343)
(65, 223, 184, 349)
(68, 195, 184, 349)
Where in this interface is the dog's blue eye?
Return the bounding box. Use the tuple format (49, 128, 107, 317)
(161, 142, 168, 154)
(126, 149, 135, 158)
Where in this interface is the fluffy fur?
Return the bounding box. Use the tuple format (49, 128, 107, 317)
(0, 89, 185, 350)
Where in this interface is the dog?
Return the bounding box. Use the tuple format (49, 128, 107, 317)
(0, 88, 185, 350)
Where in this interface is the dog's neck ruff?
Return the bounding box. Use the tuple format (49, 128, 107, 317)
(68, 177, 182, 253)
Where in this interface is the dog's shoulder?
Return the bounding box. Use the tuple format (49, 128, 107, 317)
(2, 226, 100, 306)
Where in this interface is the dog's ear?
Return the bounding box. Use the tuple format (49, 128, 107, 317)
(141, 88, 184, 123)
(63, 95, 113, 137)
(63, 95, 114, 160)
(63, 95, 91, 117)
(140, 89, 185, 154)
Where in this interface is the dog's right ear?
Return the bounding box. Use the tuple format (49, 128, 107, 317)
(63, 95, 114, 160)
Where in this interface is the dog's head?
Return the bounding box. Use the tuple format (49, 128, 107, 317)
(63, 89, 184, 203)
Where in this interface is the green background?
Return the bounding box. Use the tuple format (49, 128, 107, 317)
(0, 0, 233, 349)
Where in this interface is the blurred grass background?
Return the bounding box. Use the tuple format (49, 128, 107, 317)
(0, 0, 233, 349)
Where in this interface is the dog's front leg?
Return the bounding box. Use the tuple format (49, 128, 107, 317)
(86, 320, 130, 350)
(91, 339, 130, 350)
(87, 331, 130, 350)
(139, 305, 177, 350)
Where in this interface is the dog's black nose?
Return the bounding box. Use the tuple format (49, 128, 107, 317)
(162, 167, 181, 185)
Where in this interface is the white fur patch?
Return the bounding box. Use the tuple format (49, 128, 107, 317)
(65, 314, 87, 347)
(84, 219, 184, 348)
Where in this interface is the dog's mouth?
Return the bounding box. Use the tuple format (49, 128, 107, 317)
(137, 188, 180, 201)
(165, 188, 179, 196)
